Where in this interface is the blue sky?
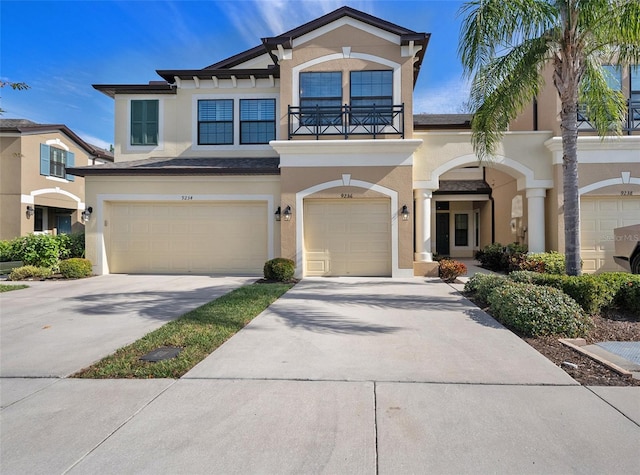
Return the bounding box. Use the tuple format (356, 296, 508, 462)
(1, 0, 467, 150)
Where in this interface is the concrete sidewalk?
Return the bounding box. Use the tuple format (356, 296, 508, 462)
(1, 277, 638, 474)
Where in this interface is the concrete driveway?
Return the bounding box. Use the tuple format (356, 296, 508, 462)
(1, 277, 639, 474)
(0, 274, 256, 377)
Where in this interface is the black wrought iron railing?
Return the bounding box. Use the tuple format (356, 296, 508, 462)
(577, 100, 640, 133)
(288, 104, 404, 139)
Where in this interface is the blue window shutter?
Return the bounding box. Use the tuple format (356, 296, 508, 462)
(40, 144, 50, 176)
(65, 151, 75, 181)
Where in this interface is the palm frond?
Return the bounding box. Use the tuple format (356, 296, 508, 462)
(459, 0, 557, 76)
(469, 36, 551, 160)
(579, 58, 628, 135)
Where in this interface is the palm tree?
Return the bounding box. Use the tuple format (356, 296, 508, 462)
(458, 0, 640, 275)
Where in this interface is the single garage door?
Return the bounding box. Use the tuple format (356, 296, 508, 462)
(108, 202, 267, 274)
(304, 199, 391, 277)
(581, 196, 640, 273)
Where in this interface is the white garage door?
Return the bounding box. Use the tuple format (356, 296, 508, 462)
(304, 199, 391, 277)
(108, 202, 268, 274)
(581, 196, 640, 273)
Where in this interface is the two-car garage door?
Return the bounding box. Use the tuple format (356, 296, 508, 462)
(108, 202, 267, 274)
(304, 199, 391, 276)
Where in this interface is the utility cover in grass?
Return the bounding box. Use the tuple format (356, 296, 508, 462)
(139, 346, 182, 362)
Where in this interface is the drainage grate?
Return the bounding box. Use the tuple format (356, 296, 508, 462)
(595, 341, 640, 365)
(139, 346, 182, 362)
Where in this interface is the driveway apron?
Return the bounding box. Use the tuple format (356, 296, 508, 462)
(0, 275, 255, 377)
(185, 277, 575, 385)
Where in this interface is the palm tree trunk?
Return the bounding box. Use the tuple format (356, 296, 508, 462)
(559, 94, 582, 276)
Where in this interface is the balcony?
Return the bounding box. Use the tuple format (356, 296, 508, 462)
(288, 104, 404, 139)
(578, 100, 640, 134)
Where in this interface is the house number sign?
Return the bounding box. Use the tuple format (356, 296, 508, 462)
(181, 195, 194, 200)
(341, 193, 353, 198)
(621, 191, 633, 196)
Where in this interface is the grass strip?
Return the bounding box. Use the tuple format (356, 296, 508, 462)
(0, 284, 29, 292)
(73, 282, 293, 379)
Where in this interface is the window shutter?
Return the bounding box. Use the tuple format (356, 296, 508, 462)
(65, 151, 75, 181)
(40, 144, 50, 176)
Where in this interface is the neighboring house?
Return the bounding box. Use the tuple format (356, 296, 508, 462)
(74, 6, 639, 278)
(0, 119, 113, 240)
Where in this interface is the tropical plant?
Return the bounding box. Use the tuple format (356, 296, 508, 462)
(458, 0, 640, 275)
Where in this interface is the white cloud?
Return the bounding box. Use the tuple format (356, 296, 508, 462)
(77, 132, 112, 151)
(413, 77, 471, 114)
(223, 0, 374, 45)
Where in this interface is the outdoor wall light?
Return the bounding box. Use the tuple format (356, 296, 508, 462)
(275, 206, 282, 221)
(283, 205, 292, 221)
(401, 205, 410, 221)
(26, 205, 34, 219)
(81, 206, 93, 222)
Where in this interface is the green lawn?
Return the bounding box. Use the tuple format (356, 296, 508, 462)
(0, 284, 29, 292)
(73, 282, 293, 379)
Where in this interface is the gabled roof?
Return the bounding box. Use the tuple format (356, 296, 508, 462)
(96, 6, 429, 95)
(205, 6, 429, 71)
(0, 119, 113, 161)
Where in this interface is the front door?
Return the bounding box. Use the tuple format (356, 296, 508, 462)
(56, 215, 72, 234)
(436, 213, 450, 256)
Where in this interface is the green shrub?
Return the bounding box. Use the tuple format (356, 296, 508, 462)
(12, 234, 61, 268)
(9, 265, 53, 281)
(0, 239, 21, 262)
(561, 275, 615, 315)
(597, 273, 640, 314)
(475, 243, 505, 271)
(508, 271, 613, 315)
(59, 258, 93, 279)
(527, 251, 566, 275)
(438, 259, 467, 283)
(487, 282, 593, 337)
(263, 258, 295, 282)
(617, 280, 640, 315)
(464, 273, 508, 303)
(57, 233, 85, 259)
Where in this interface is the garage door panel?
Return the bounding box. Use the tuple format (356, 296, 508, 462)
(304, 199, 391, 277)
(581, 196, 640, 273)
(108, 202, 267, 274)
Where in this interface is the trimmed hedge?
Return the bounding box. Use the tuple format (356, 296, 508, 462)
(487, 281, 593, 337)
(59, 258, 93, 279)
(507, 271, 629, 315)
(463, 273, 508, 303)
(0, 233, 85, 266)
(263, 258, 295, 282)
(9, 265, 53, 281)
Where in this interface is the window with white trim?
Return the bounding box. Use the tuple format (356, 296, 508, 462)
(131, 99, 159, 145)
(240, 99, 275, 144)
(300, 71, 342, 125)
(350, 70, 393, 124)
(39, 144, 74, 181)
(198, 99, 233, 145)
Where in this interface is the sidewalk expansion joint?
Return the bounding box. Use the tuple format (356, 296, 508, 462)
(586, 387, 640, 429)
(61, 379, 179, 475)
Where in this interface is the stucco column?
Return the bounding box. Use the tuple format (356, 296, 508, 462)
(414, 189, 433, 261)
(526, 188, 547, 253)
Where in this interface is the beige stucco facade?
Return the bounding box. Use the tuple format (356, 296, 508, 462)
(0, 126, 109, 240)
(83, 6, 639, 277)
